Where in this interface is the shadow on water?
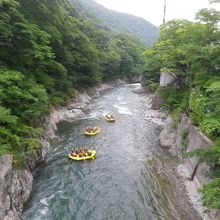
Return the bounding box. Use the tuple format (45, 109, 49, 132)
(23, 84, 189, 220)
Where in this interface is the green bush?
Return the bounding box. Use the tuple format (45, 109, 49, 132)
(158, 87, 189, 122)
(201, 178, 220, 209)
(200, 118, 220, 139)
(147, 82, 160, 92)
(189, 89, 206, 125)
(50, 96, 65, 106)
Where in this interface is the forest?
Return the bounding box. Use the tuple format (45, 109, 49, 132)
(0, 0, 145, 166)
(143, 4, 220, 209)
(69, 0, 159, 45)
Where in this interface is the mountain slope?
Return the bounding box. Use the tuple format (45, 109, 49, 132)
(69, 0, 159, 46)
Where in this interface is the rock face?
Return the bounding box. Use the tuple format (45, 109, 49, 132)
(0, 79, 125, 220)
(159, 116, 179, 156)
(159, 120, 175, 147)
(0, 155, 33, 220)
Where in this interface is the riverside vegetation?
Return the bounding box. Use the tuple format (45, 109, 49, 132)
(143, 1, 220, 210)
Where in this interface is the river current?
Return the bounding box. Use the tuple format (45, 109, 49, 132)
(23, 84, 196, 220)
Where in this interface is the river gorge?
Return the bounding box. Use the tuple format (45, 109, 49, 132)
(22, 84, 202, 220)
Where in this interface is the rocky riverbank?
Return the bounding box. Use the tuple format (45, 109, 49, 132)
(0, 80, 125, 220)
(150, 93, 219, 220)
(131, 87, 205, 220)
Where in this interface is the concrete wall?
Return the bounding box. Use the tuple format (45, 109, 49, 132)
(160, 71, 176, 86)
(176, 114, 213, 188)
(158, 113, 219, 218)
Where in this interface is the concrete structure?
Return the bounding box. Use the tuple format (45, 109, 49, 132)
(176, 114, 213, 188)
(160, 71, 176, 86)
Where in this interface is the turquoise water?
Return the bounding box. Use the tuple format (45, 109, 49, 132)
(23, 84, 195, 220)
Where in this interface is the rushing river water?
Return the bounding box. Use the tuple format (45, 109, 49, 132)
(23, 84, 199, 220)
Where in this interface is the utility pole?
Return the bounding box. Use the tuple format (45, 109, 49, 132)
(163, 0, 167, 24)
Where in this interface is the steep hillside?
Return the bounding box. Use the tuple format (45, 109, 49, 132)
(0, 0, 146, 164)
(69, 0, 159, 45)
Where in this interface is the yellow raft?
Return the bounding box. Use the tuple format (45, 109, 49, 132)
(68, 150, 96, 161)
(84, 127, 101, 136)
(104, 115, 116, 122)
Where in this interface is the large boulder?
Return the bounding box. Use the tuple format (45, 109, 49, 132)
(131, 84, 145, 94)
(159, 116, 177, 155)
(151, 93, 165, 110)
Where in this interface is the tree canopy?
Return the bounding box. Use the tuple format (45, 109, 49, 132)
(0, 0, 146, 166)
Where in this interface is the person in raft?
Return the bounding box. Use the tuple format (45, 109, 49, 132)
(106, 114, 114, 119)
(71, 147, 88, 157)
(85, 126, 92, 133)
(85, 126, 98, 133)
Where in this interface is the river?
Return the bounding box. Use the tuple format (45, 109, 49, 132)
(23, 84, 200, 220)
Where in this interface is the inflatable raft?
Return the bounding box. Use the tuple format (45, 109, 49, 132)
(104, 115, 116, 122)
(68, 150, 96, 161)
(84, 127, 101, 136)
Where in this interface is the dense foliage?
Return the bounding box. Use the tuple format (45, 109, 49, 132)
(69, 0, 159, 46)
(143, 3, 220, 209)
(0, 0, 145, 166)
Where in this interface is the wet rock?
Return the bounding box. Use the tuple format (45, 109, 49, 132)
(115, 79, 126, 85)
(131, 84, 145, 94)
(10, 170, 33, 215)
(4, 210, 20, 220)
(159, 128, 176, 148)
(59, 108, 85, 121)
(44, 112, 58, 140)
(41, 140, 51, 159)
(68, 103, 88, 111)
(159, 116, 175, 148)
(159, 116, 178, 156)
(27, 149, 43, 171)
